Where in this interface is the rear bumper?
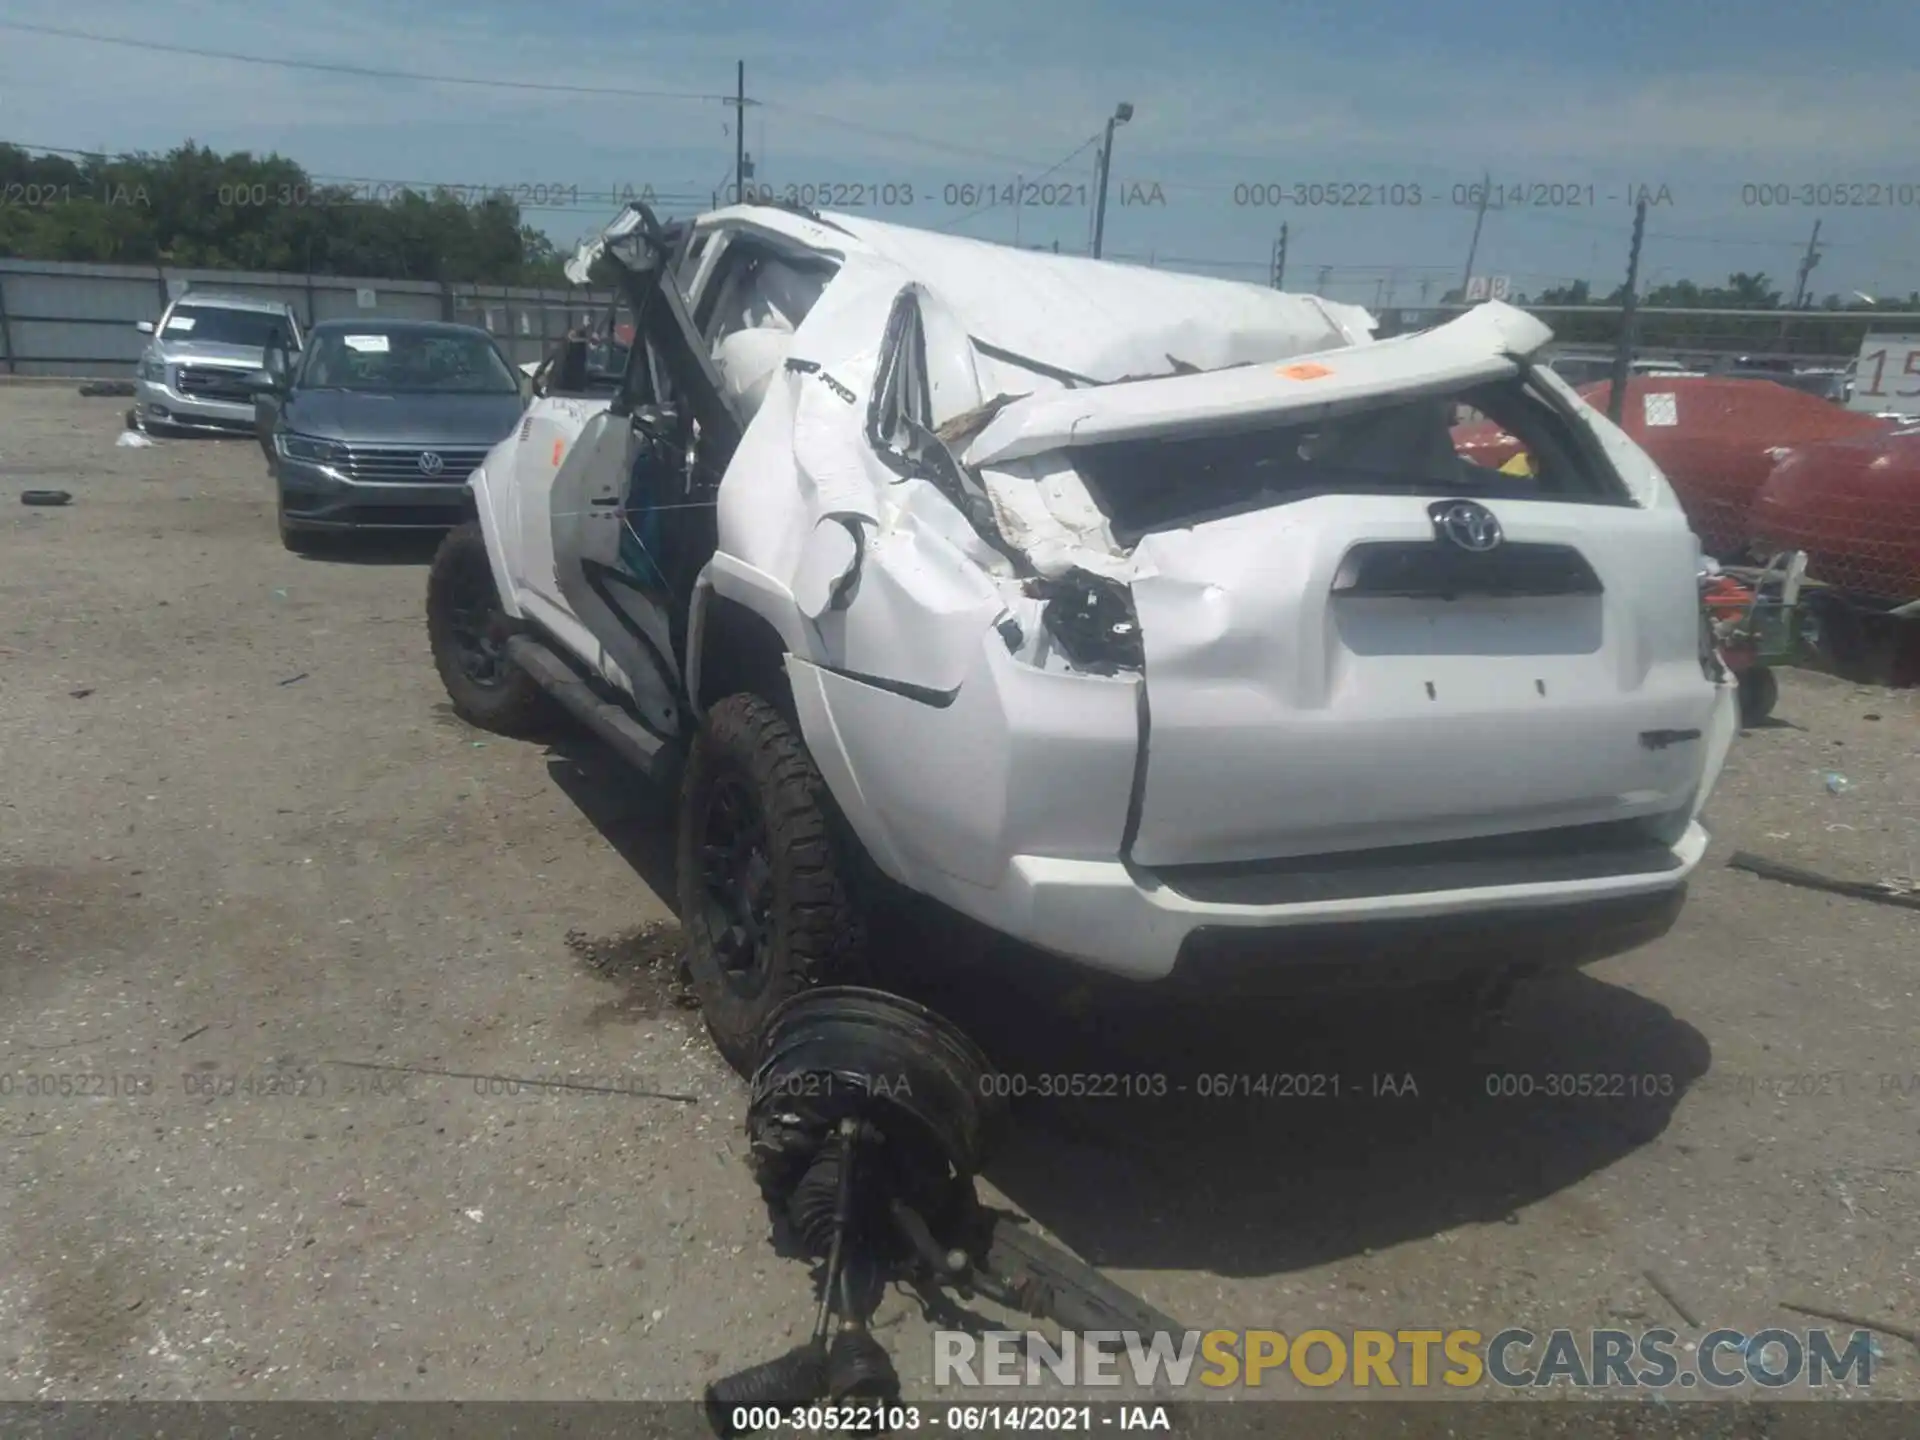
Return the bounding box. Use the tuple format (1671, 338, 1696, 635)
(789, 625, 1726, 989)
(277, 460, 474, 531)
(944, 821, 1706, 984)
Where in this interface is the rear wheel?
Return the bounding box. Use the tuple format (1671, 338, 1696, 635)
(425, 520, 554, 736)
(678, 693, 867, 1074)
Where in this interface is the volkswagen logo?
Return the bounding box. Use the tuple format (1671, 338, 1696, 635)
(417, 451, 445, 477)
(1430, 499, 1503, 552)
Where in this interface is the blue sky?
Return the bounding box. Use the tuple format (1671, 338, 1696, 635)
(3, 0, 1917, 301)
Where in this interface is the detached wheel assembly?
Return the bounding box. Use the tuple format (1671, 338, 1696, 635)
(704, 986, 1180, 1435)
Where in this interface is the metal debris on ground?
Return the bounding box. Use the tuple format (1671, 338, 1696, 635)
(1642, 1266, 1702, 1327)
(1823, 772, 1852, 795)
(1728, 851, 1920, 912)
(1781, 1299, 1920, 1352)
(68, 687, 95, 699)
(279, 672, 310, 687)
(21, 490, 72, 506)
(78, 381, 137, 398)
(705, 987, 1182, 1436)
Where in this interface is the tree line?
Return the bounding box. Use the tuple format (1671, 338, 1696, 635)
(1, 142, 568, 285)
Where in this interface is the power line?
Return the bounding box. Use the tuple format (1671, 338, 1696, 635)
(933, 134, 1104, 235)
(0, 21, 1076, 173)
(0, 21, 729, 100)
(1473, 200, 1863, 249)
(0, 117, 1885, 256)
(754, 102, 1062, 170)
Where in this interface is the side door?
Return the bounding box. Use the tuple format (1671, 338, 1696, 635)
(546, 324, 685, 739)
(510, 301, 629, 622)
(547, 228, 746, 741)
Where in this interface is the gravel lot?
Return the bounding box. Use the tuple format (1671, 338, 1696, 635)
(2, 385, 1916, 1411)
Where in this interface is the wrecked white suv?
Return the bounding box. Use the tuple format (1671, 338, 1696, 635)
(425, 201, 1738, 1070)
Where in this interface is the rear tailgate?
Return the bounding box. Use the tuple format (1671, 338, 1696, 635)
(1125, 493, 1718, 867)
(965, 300, 1721, 870)
(963, 301, 1552, 467)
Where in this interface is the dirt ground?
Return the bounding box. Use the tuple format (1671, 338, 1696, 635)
(2, 385, 1916, 1411)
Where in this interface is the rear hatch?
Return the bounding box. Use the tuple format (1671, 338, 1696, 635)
(983, 305, 1724, 869)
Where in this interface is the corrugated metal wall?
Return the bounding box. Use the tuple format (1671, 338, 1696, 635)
(0, 257, 618, 377)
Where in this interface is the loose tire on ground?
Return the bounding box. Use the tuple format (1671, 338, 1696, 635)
(425, 520, 554, 736)
(678, 693, 867, 1074)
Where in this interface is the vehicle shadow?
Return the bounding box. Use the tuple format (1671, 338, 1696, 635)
(532, 729, 1711, 1283)
(542, 734, 679, 910)
(302, 532, 447, 567)
(894, 941, 1712, 1284)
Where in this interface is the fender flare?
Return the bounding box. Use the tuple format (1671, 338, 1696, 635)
(686, 552, 817, 717)
(465, 462, 524, 619)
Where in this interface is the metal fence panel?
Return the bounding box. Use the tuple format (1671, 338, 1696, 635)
(0, 258, 616, 376)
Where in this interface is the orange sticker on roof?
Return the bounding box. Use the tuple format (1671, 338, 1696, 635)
(552, 438, 565, 467)
(1280, 362, 1334, 380)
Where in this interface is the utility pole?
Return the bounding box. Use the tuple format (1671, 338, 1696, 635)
(1459, 170, 1491, 297)
(1090, 102, 1133, 259)
(1270, 223, 1288, 289)
(734, 62, 746, 202)
(1791, 219, 1822, 308)
(725, 62, 756, 203)
(1606, 197, 1649, 425)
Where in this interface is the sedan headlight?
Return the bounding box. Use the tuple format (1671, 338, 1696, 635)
(139, 354, 168, 383)
(275, 432, 349, 466)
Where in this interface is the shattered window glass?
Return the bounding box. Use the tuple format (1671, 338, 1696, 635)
(706, 253, 830, 349)
(1071, 378, 1620, 542)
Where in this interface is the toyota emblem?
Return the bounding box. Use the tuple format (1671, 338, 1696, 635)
(1430, 499, 1503, 552)
(417, 451, 445, 477)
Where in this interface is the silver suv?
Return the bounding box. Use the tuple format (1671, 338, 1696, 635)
(134, 292, 303, 435)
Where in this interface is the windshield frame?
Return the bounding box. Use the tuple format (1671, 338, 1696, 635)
(294, 326, 522, 396)
(159, 303, 293, 350)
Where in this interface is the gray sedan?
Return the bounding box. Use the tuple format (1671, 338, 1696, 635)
(248, 320, 527, 552)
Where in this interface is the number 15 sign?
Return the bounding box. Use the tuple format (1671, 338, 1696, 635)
(1848, 332, 1920, 415)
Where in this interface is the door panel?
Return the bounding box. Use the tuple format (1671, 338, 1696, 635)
(549, 410, 686, 739)
(512, 397, 610, 608)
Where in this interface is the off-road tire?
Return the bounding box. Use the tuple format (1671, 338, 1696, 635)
(678, 693, 868, 1075)
(425, 520, 554, 736)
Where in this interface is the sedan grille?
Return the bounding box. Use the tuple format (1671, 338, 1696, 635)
(335, 445, 491, 484)
(175, 367, 255, 404)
